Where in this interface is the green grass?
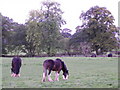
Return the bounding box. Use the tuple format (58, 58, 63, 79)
(0, 57, 2, 89)
(2, 57, 118, 88)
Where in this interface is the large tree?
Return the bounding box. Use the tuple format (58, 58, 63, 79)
(79, 6, 118, 55)
(2, 14, 15, 54)
(0, 13, 2, 55)
(69, 27, 90, 56)
(40, 1, 66, 56)
(12, 23, 27, 55)
(58, 28, 72, 55)
(26, 10, 43, 56)
(26, 1, 65, 56)
(1, 13, 27, 55)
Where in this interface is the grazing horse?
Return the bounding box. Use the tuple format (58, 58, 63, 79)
(91, 53, 96, 57)
(42, 58, 69, 82)
(11, 56, 22, 77)
(108, 53, 112, 57)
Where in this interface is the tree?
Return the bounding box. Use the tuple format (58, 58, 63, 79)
(61, 28, 72, 38)
(39, 1, 65, 56)
(26, 10, 43, 56)
(79, 6, 118, 55)
(1, 13, 27, 55)
(2, 14, 15, 54)
(57, 28, 72, 55)
(69, 27, 90, 56)
(0, 13, 2, 56)
(26, 1, 65, 56)
(12, 23, 27, 55)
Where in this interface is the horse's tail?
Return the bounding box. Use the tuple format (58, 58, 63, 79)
(42, 61, 47, 82)
(43, 61, 47, 76)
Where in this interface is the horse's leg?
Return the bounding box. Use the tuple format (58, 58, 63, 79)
(11, 73, 16, 77)
(48, 69, 53, 82)
(42, 72, 46, 82)
(15, 74, 20, 77)
(54, 71, 59, 81)
(42, 67, 47, 82)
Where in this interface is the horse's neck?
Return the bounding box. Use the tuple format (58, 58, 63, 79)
(61, 61, 67, 72)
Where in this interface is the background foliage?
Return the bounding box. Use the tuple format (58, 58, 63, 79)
(1, 1, 119, 56)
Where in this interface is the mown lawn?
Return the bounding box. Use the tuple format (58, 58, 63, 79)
(2, 57, 118, 88)
(0, 57, 2, 89)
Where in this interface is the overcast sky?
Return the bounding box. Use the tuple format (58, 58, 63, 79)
(0, 0, 119, 33)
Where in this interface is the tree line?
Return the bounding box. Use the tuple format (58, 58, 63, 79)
(1, 1, 120, 57)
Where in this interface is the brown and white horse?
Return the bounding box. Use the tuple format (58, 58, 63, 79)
(42, 58, 69, 82)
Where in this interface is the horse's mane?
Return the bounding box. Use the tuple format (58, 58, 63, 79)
(55, 58, 67, 72)
(61, 61, 68, 72)
(56, 58, 62, 62)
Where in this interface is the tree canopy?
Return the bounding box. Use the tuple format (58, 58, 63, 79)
(1, 3, 119, 56)
(79, 6, 118, 55)
(26, 1, 65, 56)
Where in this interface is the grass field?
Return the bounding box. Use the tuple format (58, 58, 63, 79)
(2, 57, 118, 88)
(0, 57, 2, 89)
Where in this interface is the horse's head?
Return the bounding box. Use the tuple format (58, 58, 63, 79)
(61, 60, 69, 80)
(63, 70, 69, 80)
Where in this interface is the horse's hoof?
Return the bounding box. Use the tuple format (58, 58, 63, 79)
(42, 79, 46, 82)
(54, 79, 59, 81)
(48, 80, 53, 82)
(42, 80, 45, 82)
(11, 73, 14, 77)
(18, 74, 20, 77)
(15, 74, 20, 77)
(11, 73, 16, 77)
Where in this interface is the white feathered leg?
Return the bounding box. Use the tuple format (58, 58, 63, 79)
(55, 72, 59, 81)
(42, 73, 46, 82)
(48, 74, 53, 82)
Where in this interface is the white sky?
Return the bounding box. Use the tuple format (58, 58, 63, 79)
(0, 0, 119, 33)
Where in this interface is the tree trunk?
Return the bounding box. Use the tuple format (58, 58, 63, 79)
(95, 45, 99, 55)
(47, 47, 51, 57)
(99, 48, 104, 55)
(95, 48, 99, 55)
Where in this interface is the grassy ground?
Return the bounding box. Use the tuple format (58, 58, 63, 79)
(0, 57, 2, 89)
(2, 57, 118, 88)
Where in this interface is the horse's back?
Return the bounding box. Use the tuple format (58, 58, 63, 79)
(43, 59, 54, 69)
(12, 56, 22, 67)
(52, 58, 62, 71)
(43, 59, 63, 71)
(12, 56, 22, 74)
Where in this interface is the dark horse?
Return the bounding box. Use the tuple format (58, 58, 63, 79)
(108, 53, 112, 57)
(42, 58, 69, 82)
(11, 56, 22, 77)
